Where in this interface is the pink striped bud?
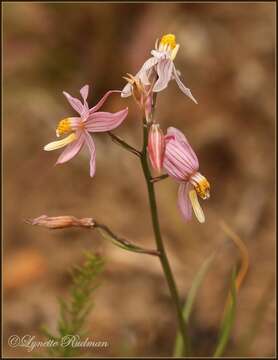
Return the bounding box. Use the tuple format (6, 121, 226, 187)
(147, 124, 165, 173)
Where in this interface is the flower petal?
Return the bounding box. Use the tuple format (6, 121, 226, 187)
(166, 127, 199, 170)
(55, 132, 85, 164)
(44, 133, 77, 151)
(121, 82, 133, 98)
(121, 56, 159, 97)
(85, 108, 128, 132)
(83, 131, 96, 177)
(80, 85, 89, 116)
(63, 91, 84, 115)
(139, 56, 159, 85)
(164, 139, 198, 179)
(89, 90, 121, 114)
(153, 59, 173, 92)
(80, 85, 89, 101)
(189, 189, 205, 223)
(163, 156, 187, 181)
(178, 182, 192, 222)
(172, 66, 198, 104)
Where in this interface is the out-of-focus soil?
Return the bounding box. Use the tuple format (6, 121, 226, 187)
(3, 2, 275, 357)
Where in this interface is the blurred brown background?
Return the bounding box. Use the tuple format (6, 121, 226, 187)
(3, 2, 275, 358)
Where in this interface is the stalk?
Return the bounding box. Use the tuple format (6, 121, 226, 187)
(140, 119, 190, 356)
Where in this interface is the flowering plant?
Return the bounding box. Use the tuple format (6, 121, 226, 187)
(28, 33, 248, 358)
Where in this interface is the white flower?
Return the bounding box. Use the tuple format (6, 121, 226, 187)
(121, 34, 197, 104)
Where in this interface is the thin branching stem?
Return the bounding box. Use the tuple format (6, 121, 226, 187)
(93, 221, 161, 257)
(108, 131, 142, 157)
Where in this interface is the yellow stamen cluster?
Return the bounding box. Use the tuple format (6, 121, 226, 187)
(194, 177, 210, 200)
(56, 118, 72, 137)
(160, 34, 177, 49)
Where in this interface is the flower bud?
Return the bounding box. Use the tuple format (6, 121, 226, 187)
(25, 215, 95, 229)
(147, 124, 165, 173)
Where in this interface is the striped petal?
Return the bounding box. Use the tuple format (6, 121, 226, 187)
(153, 59, 173, 92)
(83, 131, 96, 177)
(85, 108, 128, 132)
(172, 66, 198, 104)
(89, 90, 121, 114)
(178, 182, 192, 222)
(55, 132, 85, 165)
(63, 91, 84, 115)
(166, 127, 199, 170)
(164, 139, 198, 179)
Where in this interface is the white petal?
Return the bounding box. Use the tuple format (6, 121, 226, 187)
(44, 133, 77, 151)
(189, 189, 205, 223)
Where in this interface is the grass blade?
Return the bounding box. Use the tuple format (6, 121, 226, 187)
(213, 268, 237, 357)
(173, 252, 216, 357)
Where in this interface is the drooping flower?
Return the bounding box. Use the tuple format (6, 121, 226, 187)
(44, 85, 128, 177)
(147, 124, 165, 173)
(121, 34, 197, 104)
(163, 127, 210, 223)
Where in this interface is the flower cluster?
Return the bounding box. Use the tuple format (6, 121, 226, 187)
(44, 33, 210, 223)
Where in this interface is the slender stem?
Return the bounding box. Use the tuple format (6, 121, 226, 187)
(140, 119, 190, 356)
(108, 132, 141, 157)
(93, 221, 160, 257)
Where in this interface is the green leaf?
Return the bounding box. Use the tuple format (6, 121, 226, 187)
(41, 251, 104, 357)
(213, 268, 237, 357)
(173, 252, 216, 357)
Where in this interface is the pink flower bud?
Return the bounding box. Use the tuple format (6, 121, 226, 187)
(147, 124, 165, 173)
(25, 215, 95, 229)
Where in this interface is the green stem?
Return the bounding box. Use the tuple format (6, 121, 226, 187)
(140, 120, 190, 357)
(108, 131, 141, 157)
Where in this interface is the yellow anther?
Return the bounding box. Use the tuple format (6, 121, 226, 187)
(56, 118, 72, 137)
(194, 177, 210, 200)
(160, 34, 177, 49)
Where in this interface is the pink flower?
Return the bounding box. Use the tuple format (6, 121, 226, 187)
(147, 124, 165, 173)
(121, 34, 197, 104)
(44, 85, 128, 177)
(163, 127, 210, 223)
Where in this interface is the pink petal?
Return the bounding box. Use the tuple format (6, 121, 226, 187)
(85, 108, 128, 132)
(178, 182, 192, 222)
(163, 155, 188, 181)
(89, 90, 121, 114)
(153, 59, 173, 92)
(83, 131, 96, 177)
(172, 66, 198, 104)
(80, 85, 89, 116)
(55, 132, 85, 165)
(166, 127, 199, 170)
(80, 85, 89, 101)
(164, 139, 198, 179)
(63, 91, 84, 115)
